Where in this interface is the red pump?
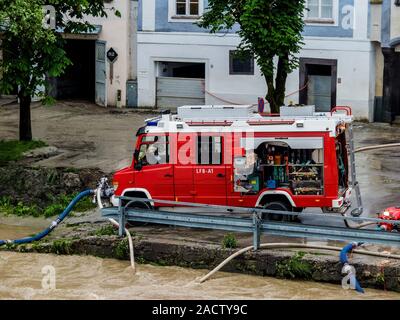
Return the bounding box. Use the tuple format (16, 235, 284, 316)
(378, 207, 400, 232)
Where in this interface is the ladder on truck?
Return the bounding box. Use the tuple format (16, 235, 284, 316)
(348, 123, 363, 216)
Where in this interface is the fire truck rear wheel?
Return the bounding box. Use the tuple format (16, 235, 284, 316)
(262, 201, 297, 222)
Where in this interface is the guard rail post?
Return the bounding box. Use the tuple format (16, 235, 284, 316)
(118, 199, 126, 237)
(253, 210, 261, 250)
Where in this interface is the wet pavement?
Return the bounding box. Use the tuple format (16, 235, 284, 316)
(352, 123, 400, 215)
(0, 100, 155, 173)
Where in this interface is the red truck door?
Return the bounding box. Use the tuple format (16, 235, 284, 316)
(172, 133, 196, 203)
(134, 135, 174, 201)
(193, 135, 227, 205)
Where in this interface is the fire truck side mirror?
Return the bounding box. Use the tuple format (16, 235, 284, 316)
(134, 162, 142, 171)
(133, 150, 142, 171)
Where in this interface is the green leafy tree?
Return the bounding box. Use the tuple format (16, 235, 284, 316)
(198, 0, 306, 113)
(0, 0, 118, 141)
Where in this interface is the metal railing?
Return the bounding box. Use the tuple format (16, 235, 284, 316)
(100, 196, 400, 249)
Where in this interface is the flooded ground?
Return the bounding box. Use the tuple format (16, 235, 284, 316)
(1, 251, 400, 300)
(0, 215, 50, 240)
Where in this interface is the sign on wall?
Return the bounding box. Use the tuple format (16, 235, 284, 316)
(107, 48, 118, 84)
(107, 48, 118, 63)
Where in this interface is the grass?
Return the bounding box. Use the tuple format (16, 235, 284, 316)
(90, 225, 118, 237)
(51, 239, 73, 254)
(276, 251, 313, 280)
(43, 193, 96, 217)
(114, 238, 129, 259)
(0, 192, 96, 218)
(222, 233, 238, 249)
(0, 140, 47, 165)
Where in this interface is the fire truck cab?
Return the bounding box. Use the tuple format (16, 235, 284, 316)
(112, 105, 357, 219)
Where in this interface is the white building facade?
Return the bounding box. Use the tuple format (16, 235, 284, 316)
(137, 0, 376, 120)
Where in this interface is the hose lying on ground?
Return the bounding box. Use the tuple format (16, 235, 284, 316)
(96, 188, 135, 272)
(341, 213, 378, 229)
(198, 242, 400, 284)
(0, 189, 94, 246)
(354, 143, 400, 154)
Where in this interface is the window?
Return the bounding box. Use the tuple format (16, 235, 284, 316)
(169, 0, 204, 21)
(306, 0, 334, 21)
(175, 0, 199, 16)
(197, 136, 222, 165)
(138, 135, 169, 166)
(229, 51, 254, 75)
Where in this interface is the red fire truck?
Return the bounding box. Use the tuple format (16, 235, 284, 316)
(111, 105, 361, 220)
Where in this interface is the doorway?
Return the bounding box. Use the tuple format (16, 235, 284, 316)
(48, 39, 96, 102)
(299, 58, 337, 112)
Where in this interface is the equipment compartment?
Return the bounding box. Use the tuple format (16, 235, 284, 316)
(234, 142, 324, 195)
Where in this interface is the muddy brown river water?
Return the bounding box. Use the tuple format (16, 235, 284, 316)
(1, 222, 400, 300)
(1, 251, 400, 300)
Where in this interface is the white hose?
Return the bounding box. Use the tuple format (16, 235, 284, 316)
(96, 188, 135, 273)
(354, 143, 400, 154)
(108, 217, 135, 273)
(198, 243, 400, 283)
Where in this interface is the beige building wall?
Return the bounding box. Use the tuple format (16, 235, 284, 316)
(86, 0, 136, 107)
(374, 42, 384, 97)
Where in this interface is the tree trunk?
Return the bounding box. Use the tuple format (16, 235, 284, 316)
(275, 54, 289, 108)
(19, 93, 32, 141)
(264, 54, 290, 114)
(266, 73, 277, 113)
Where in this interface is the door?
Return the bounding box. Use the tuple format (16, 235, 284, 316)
(95, 40, 107, 106)
(173, 133, 196, 203)
(299, 58, 337, 112)
(156, 77, 205, 109)
(134, 135, 174, 201)
(193, 135, 227, 205)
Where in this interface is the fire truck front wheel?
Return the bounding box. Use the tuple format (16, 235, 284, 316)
(262, 201, 298, 222)
(124, 200, 153, 227)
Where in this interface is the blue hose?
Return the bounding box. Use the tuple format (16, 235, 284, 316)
(340, 242, 365, 294)
(0, 189, 94, 246)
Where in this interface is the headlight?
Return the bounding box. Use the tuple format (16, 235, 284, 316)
(383, 211, 390, 217)
(112, 181, 119, 191)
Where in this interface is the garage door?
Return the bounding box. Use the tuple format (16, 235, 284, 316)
(156, 77, 205, 109)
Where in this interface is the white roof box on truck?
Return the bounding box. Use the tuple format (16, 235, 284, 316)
(280, 105, 315, 117)
(178, 105, 256, 121)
